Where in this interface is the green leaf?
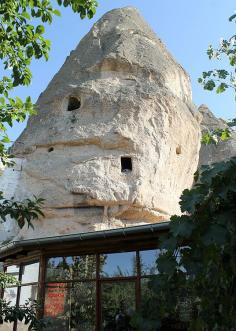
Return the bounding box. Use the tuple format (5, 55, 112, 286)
(204, 80, 216, 91)
(157, 254, 177, 275)
(170, 215, 196, 238)
(229, 56, 236, 66)
(220, 128, 231, 141)
(35, 25, 45, 34)
(217, 69, 229, 79)
(53, 9, 61, 16)
(180, 187, 206, 213)
(26, 46, 34, 58)
(229, 13, 236, 21)
(201, 132, 215, 145)
(227, 118, 236, 127)
(202, 224, 227, 246)
(21, 11, 31, 20)
(160, 236, 177, 250)
(216, 83, 228, 94)
(1, 135, 10, 143)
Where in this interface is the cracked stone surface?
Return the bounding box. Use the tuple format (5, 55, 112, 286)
(0, 6, 201, 240)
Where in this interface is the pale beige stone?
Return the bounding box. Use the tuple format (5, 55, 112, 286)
(0, 7, 201, 240)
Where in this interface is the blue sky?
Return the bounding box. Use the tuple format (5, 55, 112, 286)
(7, 0, 236, 141)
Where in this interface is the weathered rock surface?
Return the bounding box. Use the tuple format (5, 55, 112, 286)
(0, 6, 201, 240)
(198, 104, 236, 167)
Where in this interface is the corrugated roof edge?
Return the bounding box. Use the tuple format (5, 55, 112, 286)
(0, 222, 170, 258)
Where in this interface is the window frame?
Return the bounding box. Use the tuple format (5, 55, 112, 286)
(2, 246, 161, 331)
(41, 248, 159, 330)
(2, 260, 40, 331)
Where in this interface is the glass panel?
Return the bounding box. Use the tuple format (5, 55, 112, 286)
(46, 255, 96, 281)
(21, 262, 39, 284)
(100, 252, 136, 278)
(19, 285, 38, 305)
(141, 278, 157, 304)
(44, 282, 96, 331)
(140, 249, 161, 275)
(176, 247, 188, 273)
(0, 285, 16, 330)
(3, 287, 18, 306)
(44, 283, 68, 328)
(101, 281, 136, 330)
(17, 322, 31, 331)
(0, 323, 13, 331)
(11, 286, 38, 331)
(6, 265, 19, 280)
(70, 282, 96, 331)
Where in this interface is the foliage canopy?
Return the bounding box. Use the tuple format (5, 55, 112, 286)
(0, 0, 97, 166)
(199, 13, 236, 145)
(199, 14, 236, 98)
(134, 157, 236, 331)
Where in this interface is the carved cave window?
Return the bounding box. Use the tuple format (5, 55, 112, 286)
(121, 157, 132, 173)
(67, 96, 81, 111)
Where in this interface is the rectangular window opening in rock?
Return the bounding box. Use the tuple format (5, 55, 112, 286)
(121, 157, 132, 173)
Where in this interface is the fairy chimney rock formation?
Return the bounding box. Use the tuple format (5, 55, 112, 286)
(198, 104, 236, 166)
(0, 7, 201, 240)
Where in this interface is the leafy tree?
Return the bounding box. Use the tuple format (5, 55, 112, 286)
(0, 0, 97, 166)
(133, 157, 236, 331)
(0, 0, 97, 329)
(199, 13, 236, 97)
(199, 12, 236, 144)
(0, 192, 44, 229)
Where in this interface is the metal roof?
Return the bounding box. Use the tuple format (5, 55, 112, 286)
(0, 222, 170, 259)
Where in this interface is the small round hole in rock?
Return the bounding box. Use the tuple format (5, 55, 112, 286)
(176, 145, 181, 155)
(67, 96, 81, 111)
(48, 147, 54, 152)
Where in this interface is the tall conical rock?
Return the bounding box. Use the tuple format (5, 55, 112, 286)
(198, 104, 236, 166)
(1, 7, 201, 240)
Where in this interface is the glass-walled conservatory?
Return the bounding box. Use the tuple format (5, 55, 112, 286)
(0, 223, 169, 331)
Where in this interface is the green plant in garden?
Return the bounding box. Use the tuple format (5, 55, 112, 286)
(134, 157, 236, 331)
(0, 273, 45, 329)
(0, 298, 44, 330)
